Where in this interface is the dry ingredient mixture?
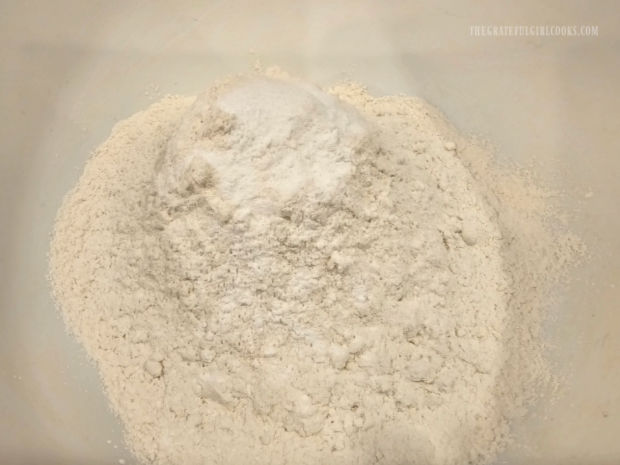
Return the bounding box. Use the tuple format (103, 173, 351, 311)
(49, 70, 580, 465)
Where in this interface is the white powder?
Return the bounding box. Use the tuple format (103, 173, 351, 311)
(156, 77, 367, 229)
(49, 70, 580, 465)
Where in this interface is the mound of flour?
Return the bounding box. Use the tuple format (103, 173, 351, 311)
(49, 72, 578, 465)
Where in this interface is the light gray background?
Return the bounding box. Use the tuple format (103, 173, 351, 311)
(1, 1, 618, 464)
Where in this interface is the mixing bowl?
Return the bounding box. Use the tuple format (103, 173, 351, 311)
(1, 1, 618, 464)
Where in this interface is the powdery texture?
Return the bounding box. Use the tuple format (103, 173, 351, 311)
(49, 71, 580, 465)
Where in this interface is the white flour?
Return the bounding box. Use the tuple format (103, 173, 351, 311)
(49, 71, 580, 465)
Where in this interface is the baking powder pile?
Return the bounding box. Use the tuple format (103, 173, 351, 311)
(49, 70, 580, 465)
